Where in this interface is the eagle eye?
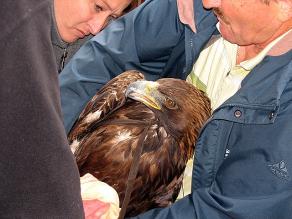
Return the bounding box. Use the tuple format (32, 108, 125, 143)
(164, 97, 177, 109)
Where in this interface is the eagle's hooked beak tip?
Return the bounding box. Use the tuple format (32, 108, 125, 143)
(126, 81, 162, 110)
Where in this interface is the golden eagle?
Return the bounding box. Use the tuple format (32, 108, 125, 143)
(68, 70, 211, 217)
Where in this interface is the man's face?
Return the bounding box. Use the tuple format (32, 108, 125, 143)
(54, 0, 132, 43)
(202, 0, 285, 46)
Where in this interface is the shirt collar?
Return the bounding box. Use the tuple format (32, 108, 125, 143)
(177, 0, 196, 32)
(240, 29, 292, 71)
(217, 23, 292, 71)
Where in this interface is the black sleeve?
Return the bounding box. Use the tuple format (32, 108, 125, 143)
(0, 0, 84, 217)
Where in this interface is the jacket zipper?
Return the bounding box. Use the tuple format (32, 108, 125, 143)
(59, 47, 68, 73)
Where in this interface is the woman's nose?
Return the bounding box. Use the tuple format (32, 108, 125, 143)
(87, 12, 112, 35)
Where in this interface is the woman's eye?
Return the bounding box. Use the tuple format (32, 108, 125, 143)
(95, 5, 102, 12)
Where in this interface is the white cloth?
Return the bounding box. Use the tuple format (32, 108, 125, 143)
(81, 174, 120, 219)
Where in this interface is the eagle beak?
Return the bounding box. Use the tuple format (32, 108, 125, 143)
(125, 80, 162, 110)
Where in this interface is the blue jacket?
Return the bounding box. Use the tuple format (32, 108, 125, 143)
(59, 0, 292, 218)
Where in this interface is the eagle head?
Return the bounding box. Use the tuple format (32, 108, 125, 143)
(126, 78, 211, 157)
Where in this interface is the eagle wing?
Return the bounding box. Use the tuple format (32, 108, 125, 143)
(68, 70, 144, 143)
(73, 101, 156, 181)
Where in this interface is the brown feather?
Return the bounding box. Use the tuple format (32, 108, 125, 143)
(68, 70, 211, 217)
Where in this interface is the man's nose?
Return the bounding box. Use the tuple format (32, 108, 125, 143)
(87, 12, 112, 35)
(202, 0, 221, 9)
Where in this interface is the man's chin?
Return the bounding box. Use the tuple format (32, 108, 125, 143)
(219, 26, 237, 44)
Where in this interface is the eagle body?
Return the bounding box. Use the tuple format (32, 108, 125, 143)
(68, 70, 211, 217)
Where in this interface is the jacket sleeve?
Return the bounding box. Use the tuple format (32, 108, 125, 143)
(59, 0, 185, 133)
(128, 186, 292, 219)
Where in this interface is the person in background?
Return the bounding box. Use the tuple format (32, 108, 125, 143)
(59, 0, 292, 218)
(0, 0, 84, 218)
(53, 0, 137, 73)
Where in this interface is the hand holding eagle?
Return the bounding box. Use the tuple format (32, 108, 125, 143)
(68, 70, 211, 217)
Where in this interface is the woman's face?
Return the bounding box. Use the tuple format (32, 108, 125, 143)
(54, 0, 132, 43)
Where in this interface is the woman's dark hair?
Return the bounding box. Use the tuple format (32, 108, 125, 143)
(123, 0, 145, 13)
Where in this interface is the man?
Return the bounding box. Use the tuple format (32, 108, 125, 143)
(52, 0, 134, 73)
(59, 0, 292, 218)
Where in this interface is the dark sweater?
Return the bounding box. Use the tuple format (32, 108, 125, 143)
(0, 0, 84, 218)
